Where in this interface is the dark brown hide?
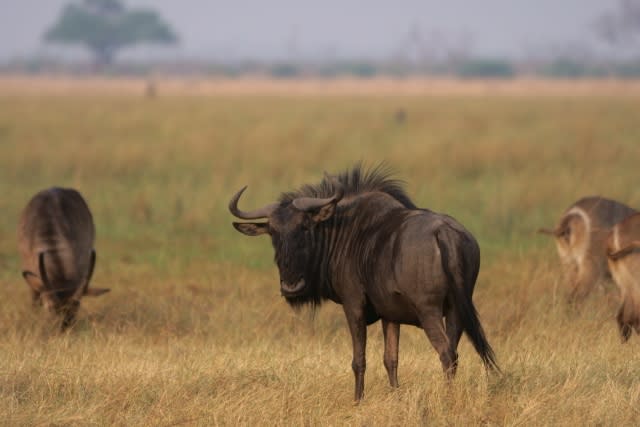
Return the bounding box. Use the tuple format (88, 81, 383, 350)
(18, 187, 109, 329)
(230, 165, 498, 401)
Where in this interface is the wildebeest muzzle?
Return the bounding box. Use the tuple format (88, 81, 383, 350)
(280, 278, 306, 296)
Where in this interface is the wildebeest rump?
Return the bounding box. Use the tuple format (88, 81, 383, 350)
(539, 196, 636, 301)
(606, 212, 640, 341)
(18, 187, 109, 329)
(229, 165, 498, 401)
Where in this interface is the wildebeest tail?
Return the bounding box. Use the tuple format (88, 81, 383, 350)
(436, 229, 500, 372)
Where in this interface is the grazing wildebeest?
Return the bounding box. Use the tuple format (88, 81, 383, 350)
(606, 212, 640, 341)
(18, 187, 109, 330)
(229, 166, 498, 401)
(539, 196, 636, 302)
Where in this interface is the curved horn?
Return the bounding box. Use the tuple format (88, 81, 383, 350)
(292, 175, 344, 211)
(38, 251, 50, 289)
(73, 249, 96, 301)
(229, 186, 278, 219)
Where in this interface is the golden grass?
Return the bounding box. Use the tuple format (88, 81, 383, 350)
(1, 83, 640, 425)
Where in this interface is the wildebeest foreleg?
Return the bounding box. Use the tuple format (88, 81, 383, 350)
(420, 307, 456, 379)
(344, 306, 367, 402)
(381, 319, 400, 388)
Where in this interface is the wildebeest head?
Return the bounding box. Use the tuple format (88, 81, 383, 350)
(22, 250, 106, 328)
(229, 177, 344, 299)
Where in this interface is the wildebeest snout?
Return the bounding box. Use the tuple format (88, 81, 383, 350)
(280, 278, 306, 296)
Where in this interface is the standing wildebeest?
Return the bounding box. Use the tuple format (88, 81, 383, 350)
(539, 196, 636, 301)
(229, 166, 498, 401)
(606, 212, 640, 341)
(18, 187, 109, 329)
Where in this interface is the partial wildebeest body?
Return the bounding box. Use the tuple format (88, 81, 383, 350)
(606, 212, 640, 341)
(230, 166, 498, 401)
(539, 196, 636, 301)
(18, 187, 109, 329)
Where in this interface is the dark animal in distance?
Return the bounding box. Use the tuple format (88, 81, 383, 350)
(18, 187, 109, 330)
(394, 108, 407, 124)
(539, 196, 636, 302)
(229, 165, 498, 401)
(606, 212, 640, 341)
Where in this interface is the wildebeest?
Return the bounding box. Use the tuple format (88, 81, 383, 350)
(606, 212, 640, 341)
(18, 187, 109, 330)
(229, 165, 498, 401)
(539, 196, 636, 301)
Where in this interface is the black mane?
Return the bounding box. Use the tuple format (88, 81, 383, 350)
(279, 163, 417, 209)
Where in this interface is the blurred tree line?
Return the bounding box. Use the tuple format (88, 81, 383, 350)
(3, 0, 640, 79)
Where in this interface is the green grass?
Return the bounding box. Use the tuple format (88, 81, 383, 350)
(1, 89, 640, 425)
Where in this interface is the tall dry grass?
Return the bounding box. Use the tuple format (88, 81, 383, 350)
(1, 80, 640, 425)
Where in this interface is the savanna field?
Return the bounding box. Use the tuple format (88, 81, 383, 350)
(1, 78, 640, 426)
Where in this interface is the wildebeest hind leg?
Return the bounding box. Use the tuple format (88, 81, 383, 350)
(381, 319, 400, 388)
(444, 305, 463, 377)
(420, 308, 456, 379)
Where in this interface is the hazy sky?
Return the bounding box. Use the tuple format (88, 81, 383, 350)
(0, 0, 623, 61)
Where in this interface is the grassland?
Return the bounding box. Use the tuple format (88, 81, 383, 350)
(1, 78, 640, 426)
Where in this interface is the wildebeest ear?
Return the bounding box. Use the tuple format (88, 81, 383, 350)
(309, 202, 337, 223)
(22, 270, 44, 292)
(84, 287, 110, 297)
(233, 222, 270, 236)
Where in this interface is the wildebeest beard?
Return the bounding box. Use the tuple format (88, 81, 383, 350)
(272, 224, 334, 310)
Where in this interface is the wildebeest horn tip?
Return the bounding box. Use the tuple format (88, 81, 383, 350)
(293, 173, 344, 211)
(229, 186, 278, 219)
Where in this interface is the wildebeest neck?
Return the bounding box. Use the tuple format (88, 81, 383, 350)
(341, 196, 414, 288)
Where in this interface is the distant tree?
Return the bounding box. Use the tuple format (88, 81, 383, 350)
(43, 0, 178, 67)
(270, 63, 300, 79)
(595, 0, 640, 47)
(456, 58, 514, 79)
(542, 58, 597, 78)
